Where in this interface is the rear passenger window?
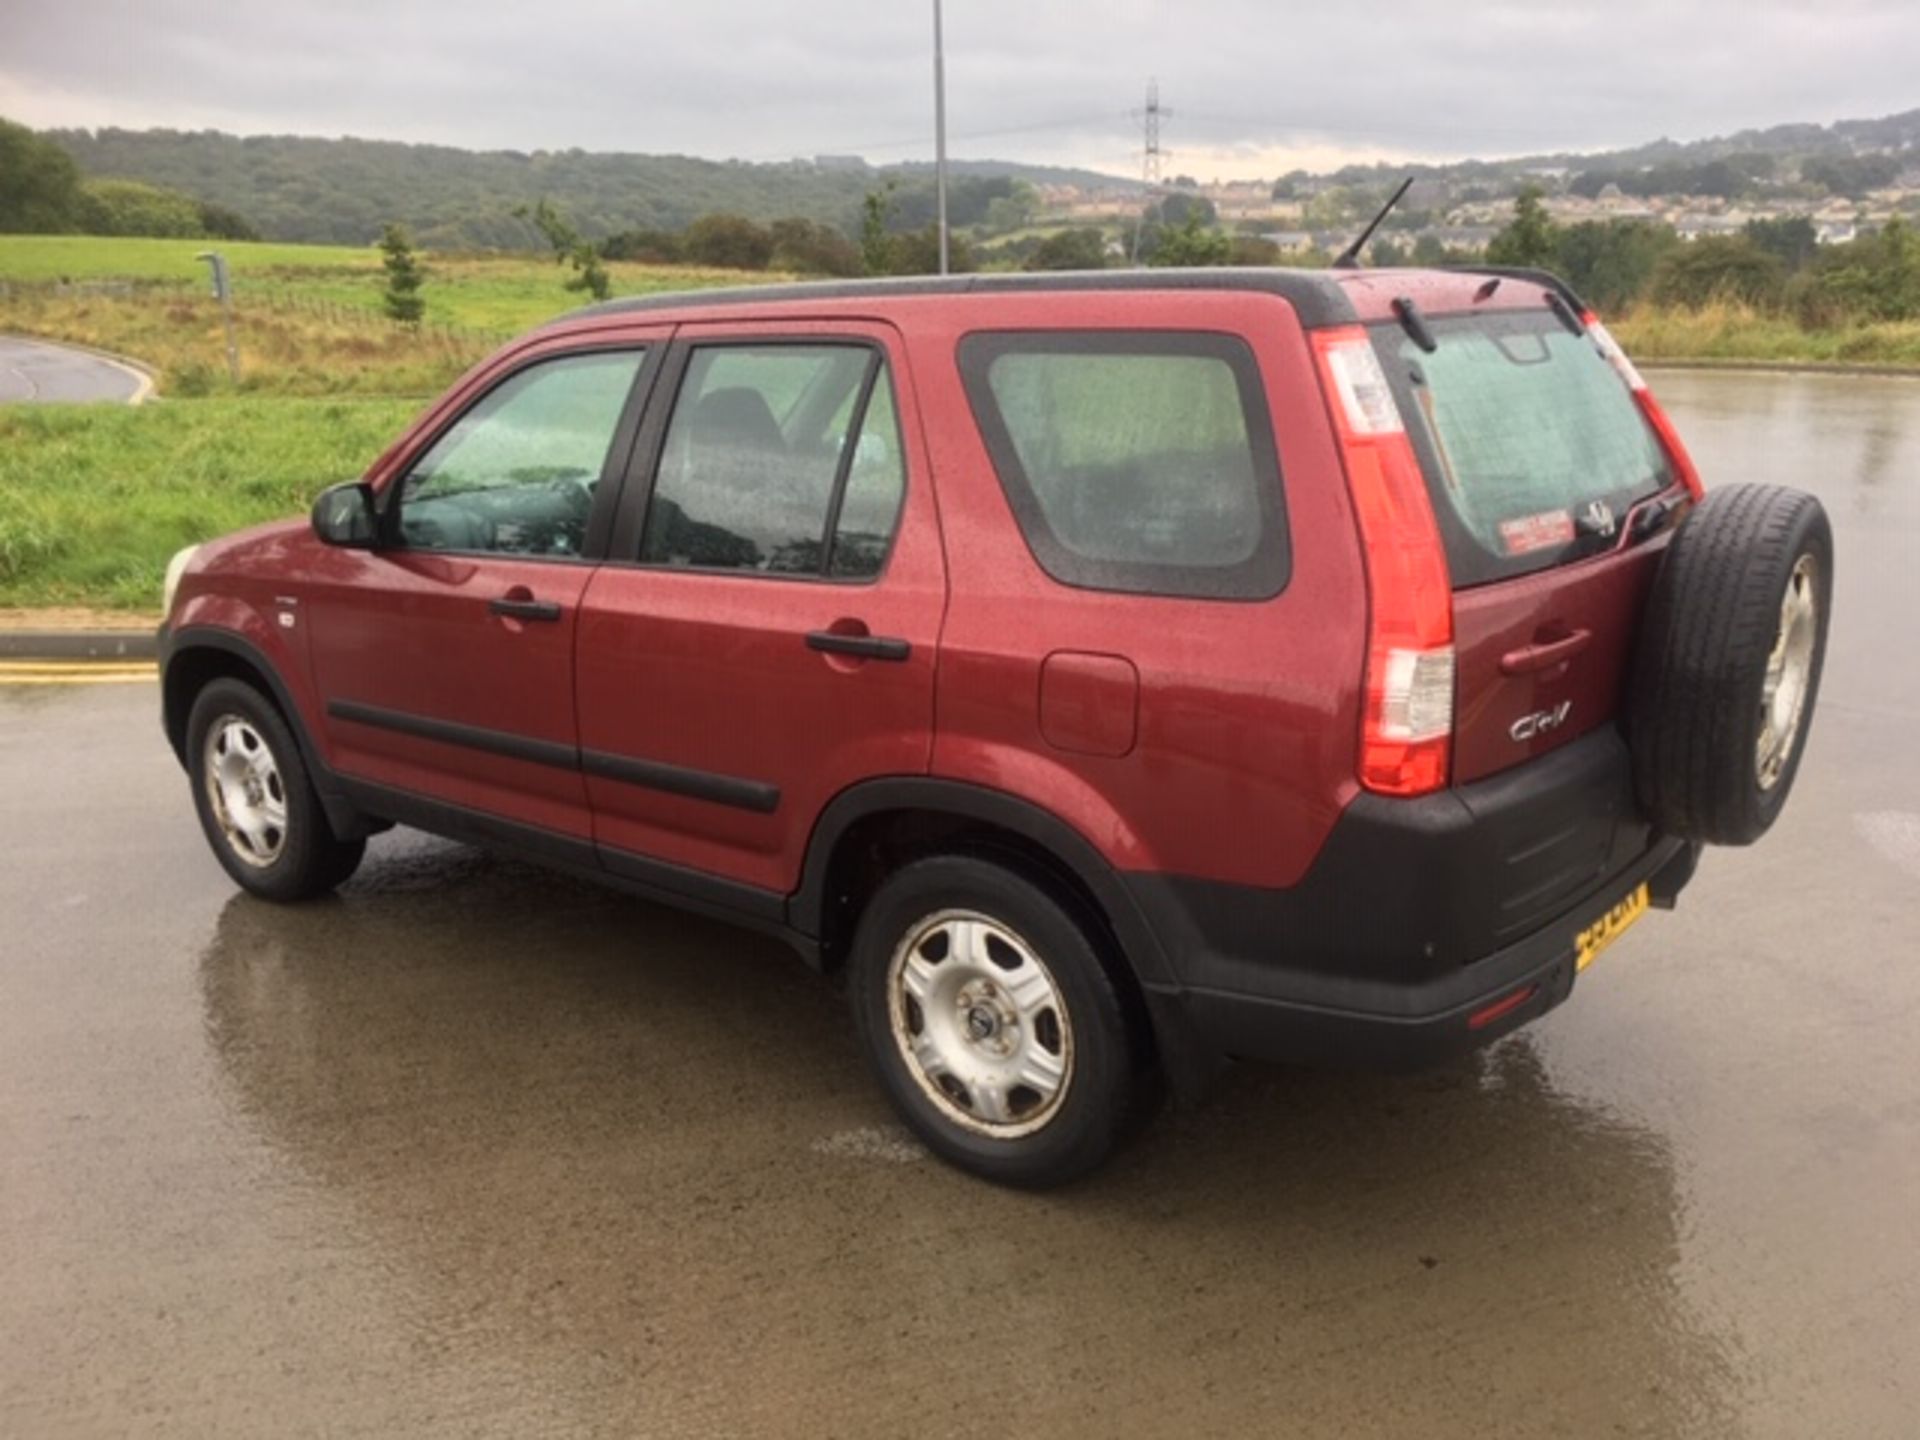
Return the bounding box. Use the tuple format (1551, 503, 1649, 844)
(640, 343, 904, 579)
(959, 333, 1288, 599)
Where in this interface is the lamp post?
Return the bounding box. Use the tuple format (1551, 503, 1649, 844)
(933, 0, 949, 275)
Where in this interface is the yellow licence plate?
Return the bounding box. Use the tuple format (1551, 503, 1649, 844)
(1575, 883, 1650, 972)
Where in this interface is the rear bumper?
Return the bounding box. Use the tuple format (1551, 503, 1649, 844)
(1128, 727, 1703, 1071)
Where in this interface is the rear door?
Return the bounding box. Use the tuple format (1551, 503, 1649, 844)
(308, 336, 665, 838)
(574, 319, 945, 895)
(1370, 305, 1684, 782)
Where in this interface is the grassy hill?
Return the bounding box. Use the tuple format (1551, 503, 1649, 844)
(41, 128, 1137, 249)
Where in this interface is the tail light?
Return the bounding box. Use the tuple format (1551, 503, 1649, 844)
(1311, 327, 1455, 797)
(1583, 311, 1704, 500)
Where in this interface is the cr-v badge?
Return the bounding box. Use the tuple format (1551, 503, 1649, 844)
(1511, 700, 1573, 742)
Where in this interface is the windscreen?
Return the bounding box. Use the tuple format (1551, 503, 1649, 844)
(1372, 309, 1672, 585)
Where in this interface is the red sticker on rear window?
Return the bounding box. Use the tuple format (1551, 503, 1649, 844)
(1498, 510, 1574, 555)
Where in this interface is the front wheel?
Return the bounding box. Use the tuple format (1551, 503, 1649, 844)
(186, 678, 365, 901)
(848, 856, 1139, 1187)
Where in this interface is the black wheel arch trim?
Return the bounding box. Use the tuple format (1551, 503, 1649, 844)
(789, 776, 1177, 988)
(160, 624, 368, 837)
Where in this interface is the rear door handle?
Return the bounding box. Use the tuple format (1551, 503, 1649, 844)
(1500, 627, 1592, 675)
(806, 630, 911, 662)
(490, 596, 563, 623)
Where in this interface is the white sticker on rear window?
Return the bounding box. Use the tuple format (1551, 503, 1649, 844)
(1498, 509, 1574, 555)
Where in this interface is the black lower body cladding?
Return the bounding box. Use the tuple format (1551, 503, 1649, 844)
(1629, 483, 1833, 845)
(1125, 727, 1700, 1069)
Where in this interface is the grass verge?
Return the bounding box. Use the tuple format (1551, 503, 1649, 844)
(1609, 301, 1920, 368)
(0, 398, 420, 610)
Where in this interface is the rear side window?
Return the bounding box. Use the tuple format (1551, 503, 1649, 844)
(1372, 309, 1672, 585)
(959, 332, 1288, 599)
(640, 343, 904, 579)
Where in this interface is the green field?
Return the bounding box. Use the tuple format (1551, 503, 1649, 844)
(0, 234, 785, 337)
(0, 398, 421, 609)
(0, 235, 791, 610)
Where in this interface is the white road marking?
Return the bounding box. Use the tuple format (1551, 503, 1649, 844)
(809, 1125, 928, 1164)
(1854, 811, 1920, 881)
(0, 672, 157, 686)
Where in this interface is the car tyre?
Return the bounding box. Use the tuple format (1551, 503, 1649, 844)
(186, 677, 366, 900)
(1629, 483, 1833, 846)
(849, 855, 1138, 1188)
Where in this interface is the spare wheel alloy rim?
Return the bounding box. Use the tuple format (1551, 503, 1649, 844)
(887, 908, 1074, 1138)
(1757, 553, 1818, 792)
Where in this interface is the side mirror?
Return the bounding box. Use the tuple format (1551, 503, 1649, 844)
(311, 481, 379, 549)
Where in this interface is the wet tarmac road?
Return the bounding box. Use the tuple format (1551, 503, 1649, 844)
(0, 336, 148, 404)
(3, 370, 1918, 1437)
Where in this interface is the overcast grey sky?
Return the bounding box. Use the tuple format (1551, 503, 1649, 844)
(2, 1, 1914, 178)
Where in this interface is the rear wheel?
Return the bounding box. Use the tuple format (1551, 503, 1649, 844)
(1629, 483, 1833, 845)
(187, 678, 365, 900)
(849, 856, 1137, 1187)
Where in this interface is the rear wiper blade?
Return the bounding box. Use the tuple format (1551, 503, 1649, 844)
(1544, 290, 1586, 337)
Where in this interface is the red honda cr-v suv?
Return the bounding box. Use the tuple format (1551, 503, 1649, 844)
(160, 268, 1832, 1185)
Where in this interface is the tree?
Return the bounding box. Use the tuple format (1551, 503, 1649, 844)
(887, 224, 974, 276)
(1744, 216, 1819, 273)
(379, 223, 425, 325)
(860, 185, 897, 276)
(0, 117, 84, 232)
(517, 198, 610, 301)
(1811, 217, 1920, 321)
(600, 228, 683, 263)
(1153, 192, 1216, 229)
(1147, 211, 1232, 268)
(767, 217, 861, 276)
(1555, 220, 1678, 312)
(196, 200, 260, 242)
(982, 182, 1039, 233)
(1652, 236, 1786, 309)
(76, 179, 205, 237)
(683, 213, 775, 270)
(1024, 228, 1109, 271)
(1485, 185, 1559, 268)
(1227, 234, 1282, 266)
(1801, 153, 1901, 199)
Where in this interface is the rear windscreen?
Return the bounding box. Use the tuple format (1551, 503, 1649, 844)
(1371, 309, 1671, 585)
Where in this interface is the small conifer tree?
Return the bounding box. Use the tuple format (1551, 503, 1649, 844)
(379, 223, 425, 324)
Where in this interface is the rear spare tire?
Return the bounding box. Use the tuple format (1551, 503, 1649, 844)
(1629, 483, 1832, 846)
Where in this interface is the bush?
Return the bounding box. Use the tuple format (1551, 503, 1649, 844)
(1652, 237, 1787, 310)
(682, 213, 775, 270)
(1807, 218, 1920, 322)
(1024, 228, 1109, 271)
(884, 225, 974, 276)
(600, 228, 683, 263)
(767, 217, 861, 277)
(77, 179, 207, 238)
(1147, 213, 1232, 268)
(1227, 234, 1282, 266)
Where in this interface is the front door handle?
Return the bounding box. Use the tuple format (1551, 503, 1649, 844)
(806, 629, 911, 662)
(490, 595, 563, 623)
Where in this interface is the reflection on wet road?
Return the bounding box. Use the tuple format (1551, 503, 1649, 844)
(3, 371, 1918, 1436)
